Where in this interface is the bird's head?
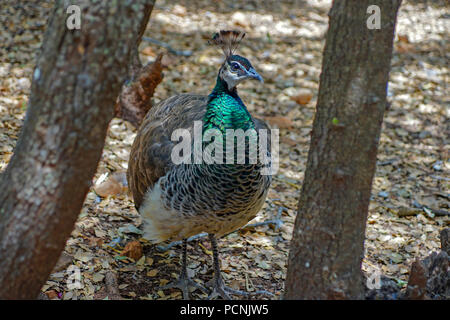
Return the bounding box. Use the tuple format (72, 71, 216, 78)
(211, 30, 263, 91)
(219, 55, 263, 91)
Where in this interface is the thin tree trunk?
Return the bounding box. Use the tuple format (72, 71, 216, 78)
(285, 0, 402, 299)
(0, 0, 155, 299)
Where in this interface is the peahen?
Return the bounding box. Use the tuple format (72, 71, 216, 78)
(127, 30, 272, 299)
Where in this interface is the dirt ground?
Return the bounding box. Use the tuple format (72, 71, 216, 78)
(0, 0, 448, 300)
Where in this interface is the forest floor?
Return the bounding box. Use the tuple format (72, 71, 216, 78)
(0, 0, 448, 300)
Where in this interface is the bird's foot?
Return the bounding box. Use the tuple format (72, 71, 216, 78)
(159, 275, 209, 300)
(243, 206, 286, 232)
(206, 277, 274, 300)
(207, 278, 243, 300)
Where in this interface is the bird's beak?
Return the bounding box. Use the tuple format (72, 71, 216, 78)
(247, 68, 264, 83)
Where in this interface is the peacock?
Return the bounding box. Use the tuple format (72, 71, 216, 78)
(127, 30, 272, 299)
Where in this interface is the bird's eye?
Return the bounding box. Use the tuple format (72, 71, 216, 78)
(230, 62, 240, 71)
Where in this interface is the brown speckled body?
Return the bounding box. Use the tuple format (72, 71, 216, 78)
(128, 94, 271, 243)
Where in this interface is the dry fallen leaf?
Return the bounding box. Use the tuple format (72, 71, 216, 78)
(136, 255, 146, 266)
(398, 34, 410, 43)
(121, 240, 143, 261)
(93, 273, 105, 283)
(159, 279, 169, 286)
(290, 91, 313, 105)
(172, 4, 187, 16)
(262, 116, 294, 129)
(396, 43, 415, 54)
(93, 174, 123, 197)
(281, 136, 298, 147)
(45, 290, 59, 300)
(141, 46, 156, 57)
(147, 269, 159, 277)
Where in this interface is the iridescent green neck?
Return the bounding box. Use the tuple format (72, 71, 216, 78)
(203, 76, 255, 134)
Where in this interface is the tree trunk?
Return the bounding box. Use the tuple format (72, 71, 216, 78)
(0, 0, 155, 299)
(285, 0, 402, 299)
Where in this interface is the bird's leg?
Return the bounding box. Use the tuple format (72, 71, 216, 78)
(206, 234, 250, 299)
(207, 234, 275, 300)
(158, 239, 209, 299)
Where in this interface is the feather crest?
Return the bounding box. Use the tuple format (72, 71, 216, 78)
(210, 30, 245, 58)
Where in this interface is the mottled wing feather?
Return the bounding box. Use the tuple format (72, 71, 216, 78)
(127, 94, 209, 209)
(127, 94, 271, 209)
(253, 117, 271, 141)
(254, 117, 272, 162)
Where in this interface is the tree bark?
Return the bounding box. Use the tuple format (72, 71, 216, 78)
(0, 0, 155, 299)
(285, 0, 402, 299)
